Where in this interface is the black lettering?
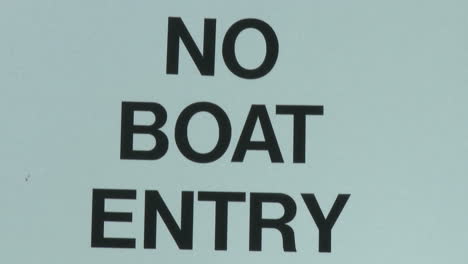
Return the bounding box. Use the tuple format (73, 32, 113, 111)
(120, 102, 168, 160)
(232, 105, 283, 162)
(302, 194, 350, 252)
(91, 189, 136, 248)
(167, 17, 216, 76)
(249, 193, 296, 251)
(223, 19, 279, 79)
(175, 102, 232, 163)
(144, 191, 194, 249)
(276, 105, 324, 163)
(198, 192, 246, 250)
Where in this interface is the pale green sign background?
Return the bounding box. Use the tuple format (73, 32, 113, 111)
(1, 0, 467, 263)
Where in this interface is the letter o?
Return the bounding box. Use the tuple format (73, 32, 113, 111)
(175, 102, 232, 163)
(222, 19, 279, 79)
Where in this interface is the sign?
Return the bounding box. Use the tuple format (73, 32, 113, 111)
(2, 1, 467, 263)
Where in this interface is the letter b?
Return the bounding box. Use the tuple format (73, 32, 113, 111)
(120, 102, 168, 160)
